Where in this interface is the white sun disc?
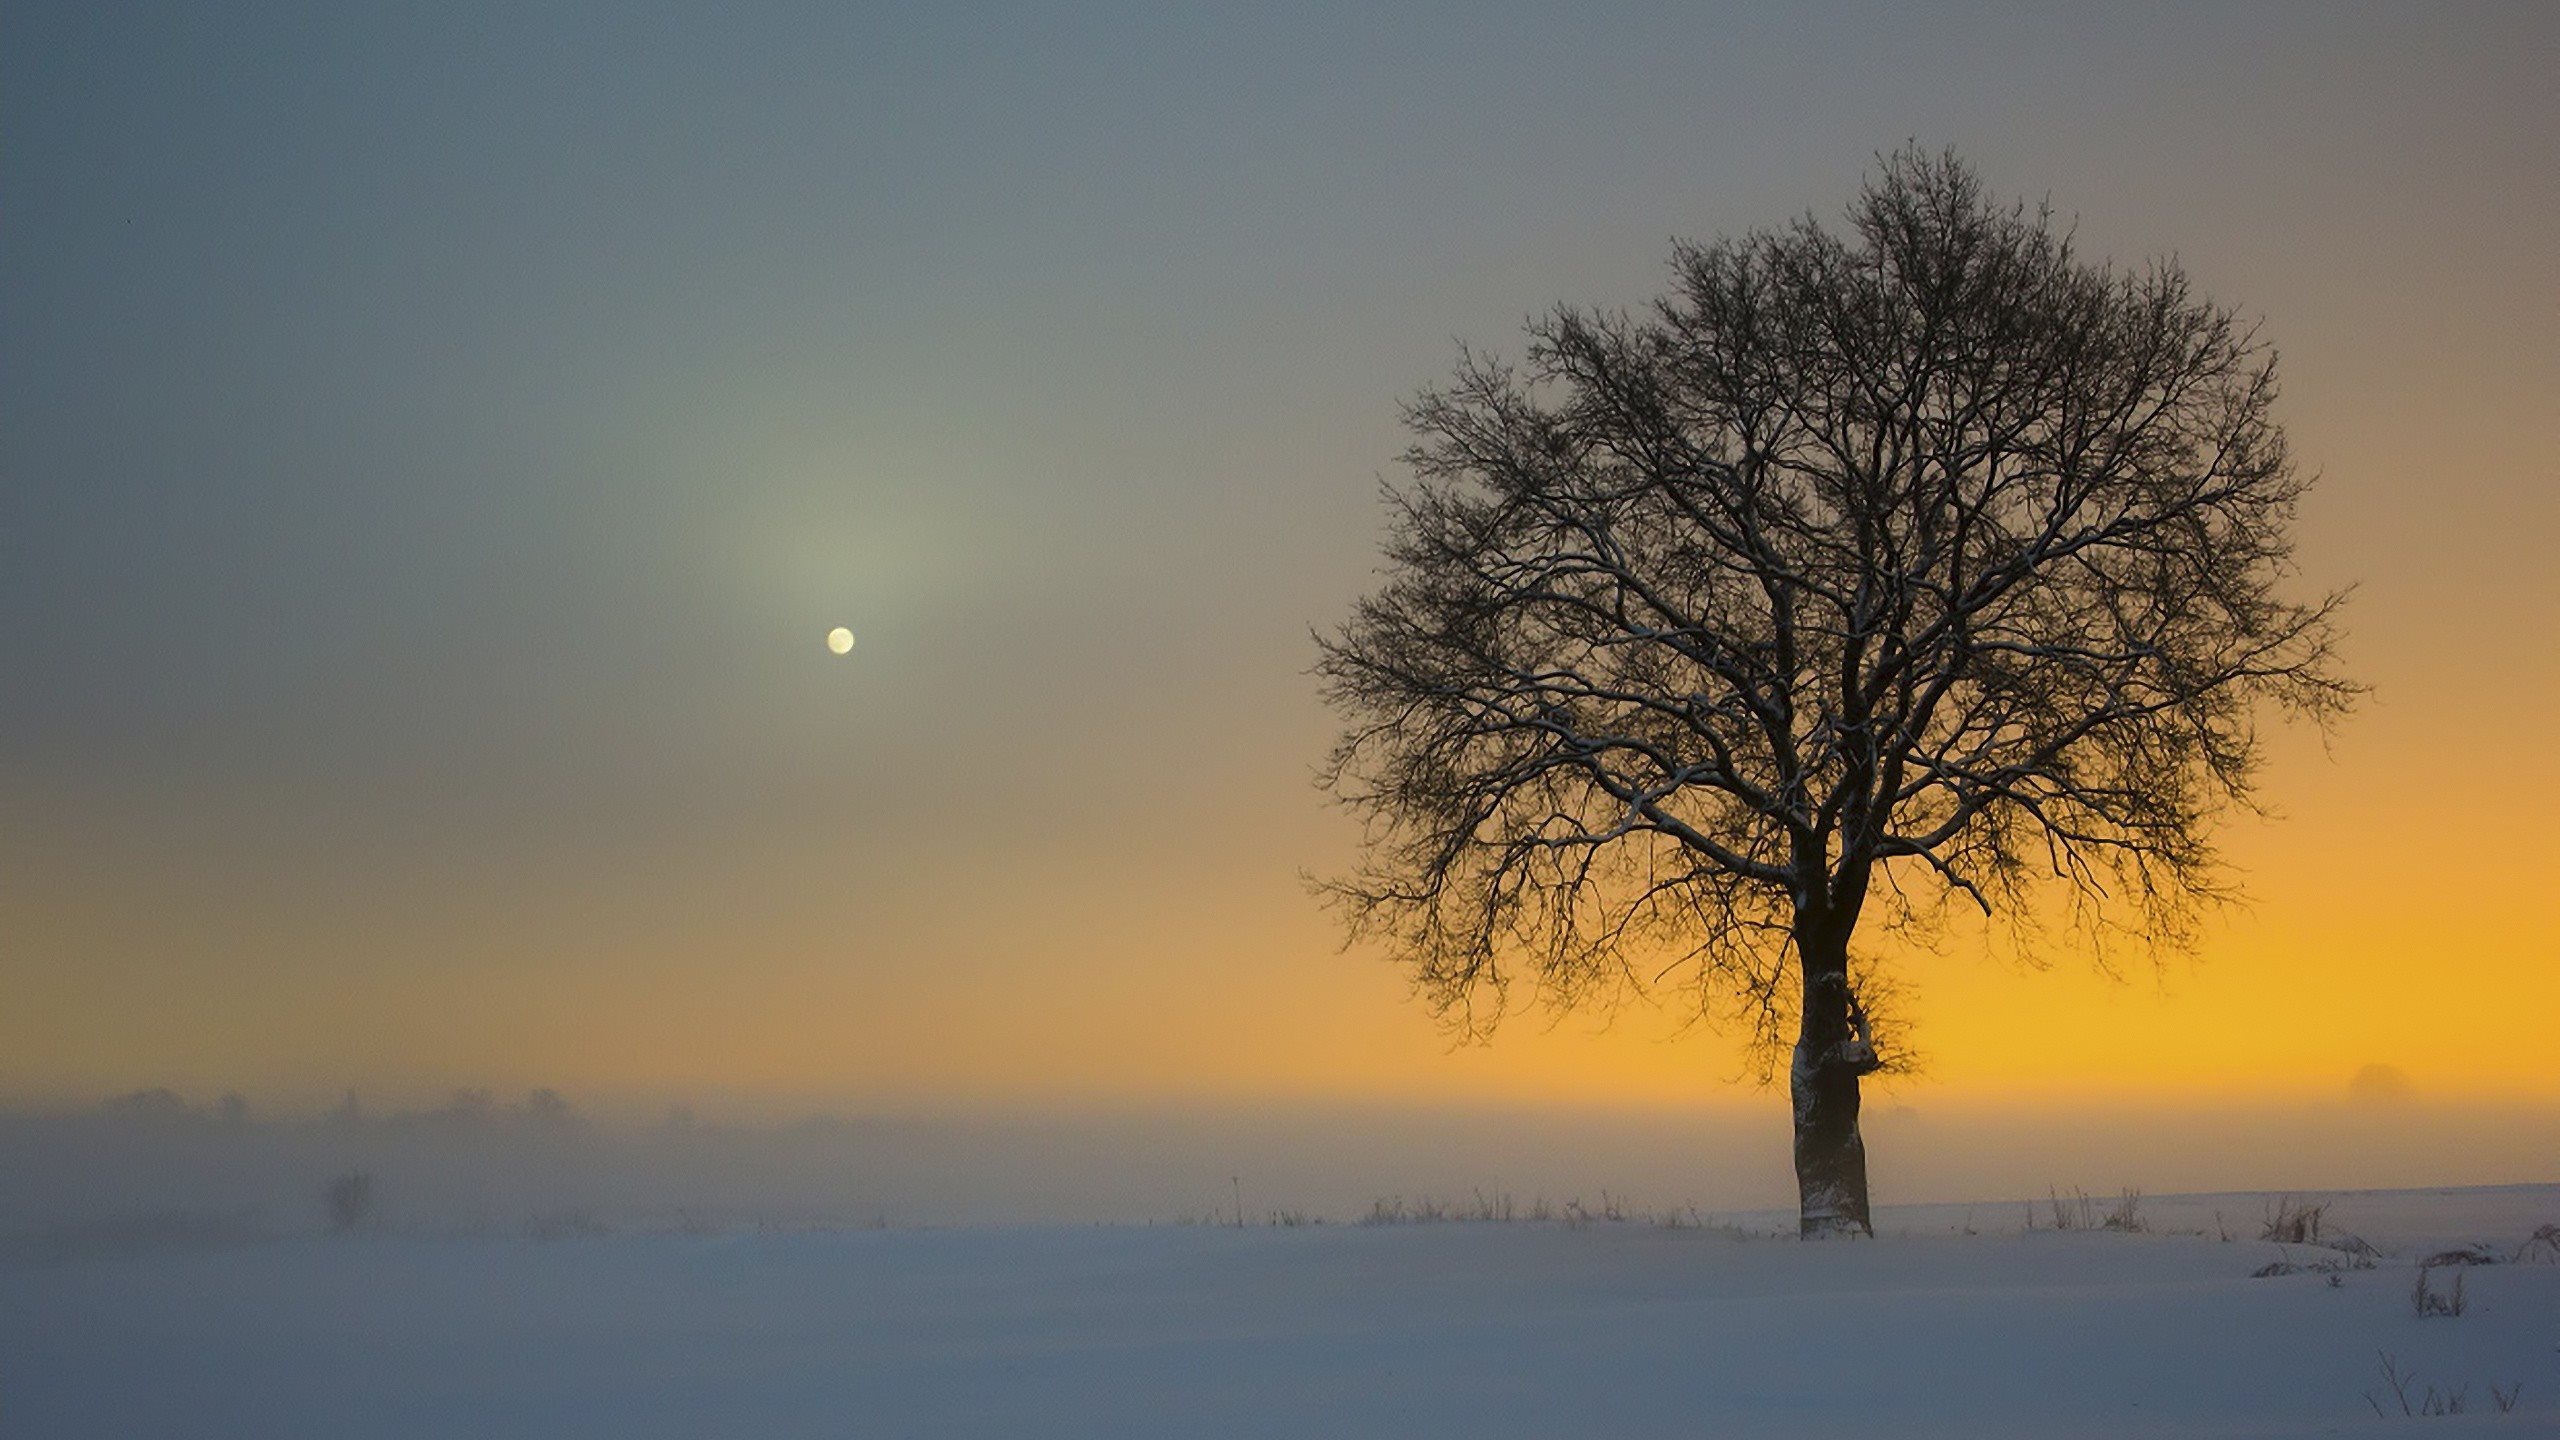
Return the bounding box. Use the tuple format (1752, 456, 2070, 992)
(826, 626, 855, 655)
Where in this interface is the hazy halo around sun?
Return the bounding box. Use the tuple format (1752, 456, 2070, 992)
(826, 626, 855, 655)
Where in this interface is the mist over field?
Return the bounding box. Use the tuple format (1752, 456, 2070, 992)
(10, 1090, 2556, 1247)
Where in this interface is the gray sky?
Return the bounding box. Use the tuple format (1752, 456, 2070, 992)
(4, 1, 2555, 1110)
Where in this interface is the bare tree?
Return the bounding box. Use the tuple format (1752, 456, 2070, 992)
(1316, 149, 2355, 1237)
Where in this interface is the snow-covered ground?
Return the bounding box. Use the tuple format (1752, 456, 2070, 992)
(5, 1186, 2554, 1437)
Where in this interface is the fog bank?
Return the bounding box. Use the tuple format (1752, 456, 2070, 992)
(4, 1088, 2550, 1255)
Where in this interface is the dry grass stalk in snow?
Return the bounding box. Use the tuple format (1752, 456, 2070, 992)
(2364, 1351, 2522, 1418)
(2101, 1189, 2146, 1233)
(2259, 1195, 2327, 1244)
(2040, 1186, 2144, 1233)
(2409, 1266, 2467, 1319)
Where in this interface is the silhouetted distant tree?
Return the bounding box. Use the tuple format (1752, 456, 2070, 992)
(435, 1088, 496, 1125)
(98, 1088, 191, 1121)
(325, 1170, 376, 1232)
(1317, 148, 2355, 1236)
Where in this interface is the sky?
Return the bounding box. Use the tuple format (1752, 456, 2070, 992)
(4, 1, 2555, 1122)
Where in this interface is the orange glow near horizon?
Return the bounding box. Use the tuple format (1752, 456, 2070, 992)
(8, 698, 2557, 1115)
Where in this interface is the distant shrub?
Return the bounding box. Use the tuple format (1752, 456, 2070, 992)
(325, 1170, 376, 1232)
(2515, 1223, 2560, 1264)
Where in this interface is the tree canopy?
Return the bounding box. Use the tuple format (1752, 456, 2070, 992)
(1317, 149, 2354, 1232)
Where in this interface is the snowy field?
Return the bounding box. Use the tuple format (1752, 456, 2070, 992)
(6, 1186, 2555, 1437)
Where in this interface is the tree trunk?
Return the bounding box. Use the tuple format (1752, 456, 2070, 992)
(1791, 922, 1875, 1238)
